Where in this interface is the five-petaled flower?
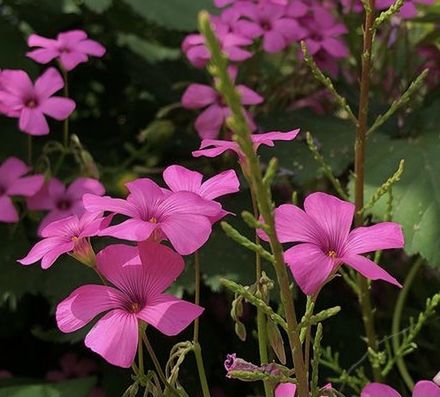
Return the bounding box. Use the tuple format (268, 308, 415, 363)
(0, 68, 76, 135)
(56, 242, 204, 367)
(27, 177, 105, 234)
(27, 30, 106, 71)
(361, 380, 440, 397)
(261, 192, 404, 295)
(0, 157, 44, 223)
(83, 178, 221, 255)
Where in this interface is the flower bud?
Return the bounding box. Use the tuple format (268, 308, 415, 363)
(266, 320, 286, 365)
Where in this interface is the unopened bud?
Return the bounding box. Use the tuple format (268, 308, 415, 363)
(235, 321, 247, 342)
(266, 320, 286, 365)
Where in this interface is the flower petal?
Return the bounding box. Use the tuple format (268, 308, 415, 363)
(342, 254, 402, 287)
(82, 194, 136, 217)
(74, 39, 106, 57)
(199, 169, 240, 200)
(163, 165, 203, 194)
(99, 219, 157, 241)
(34, 67, 64, 98)
(137, 294, 204, 336)
(56, 285, 126, 333)
(59, 52, 89, 71)
(236, 85, 264, 105)
(413, 381, 440, 397)
(345, 222, 404, 255)
(0, 157, 29, 187)
(18, 237, 71, 267)
(275, 383, 297, 397)
(361, 383, 401, 397)
(125, 178, 164, 214)
(181, 84, 217, 109)
(68, 177, 105, 199)
(40, 97, 76, 120)
(194, 104, 225, 139)
(263, 30, 286, 53)
(192, 139, 239, 158)
(0, 196, 19, 223)
(0, 70, 33, 97)
(26, 48, 59, 64)
(7, 175, 44, 197)
(85, 309, 138, 368)
(285, 243, 335, 295)
(19, 108, 49, 135)
(304, 192, 355, 252)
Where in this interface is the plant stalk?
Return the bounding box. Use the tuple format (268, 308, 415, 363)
(62, 68, 70, 148)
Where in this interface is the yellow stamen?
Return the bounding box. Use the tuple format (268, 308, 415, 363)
(327, 250, 337, 258)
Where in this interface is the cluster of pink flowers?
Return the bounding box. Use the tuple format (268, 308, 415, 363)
(341, 0, 433, 19)
(0, 30, 104, 135)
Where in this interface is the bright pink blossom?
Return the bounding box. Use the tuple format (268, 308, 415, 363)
(274, 382, 332, 396)
(18, 212, 108, 269)
(83, 178, 221, 255)
(263, 192, 404, 295)
(376, 0, 433, 18)
(0, 68, 75, 135)
(362, 381, 440, 397)
(27, 177, 105, 234)
(27, 30, 106, 71)
(192, 129, 300, 160)
(0, 157, 44, 223)
(163, 165, 240, 222)
(182, 82, 263, 139)
(56, 242, 204, 367)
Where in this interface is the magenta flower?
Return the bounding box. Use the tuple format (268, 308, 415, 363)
(235, 2, 305, 53)
(264, 192, 404, 295)
(361, 381, 440, 397)
(192, 129, 300, 160)
(376, 0, 433, 18)
(27, 177, 105, 234)
(0, 157, 44, 223)
(18, 212, 108, 269)
(0, 68, 75, 135)
(182, 81, 262, 139)
(83, 178, 221, 255)
(274, 383, 332, 396)
(27, 30, 105, 71)
(56, 242, 204, 367)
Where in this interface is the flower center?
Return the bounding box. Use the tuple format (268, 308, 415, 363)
(25, 99, 38, 108)
(327, 250, 337, 258)
(59, 46, 71, 54)
(129, 302, 141, 313)
(149, 217, 158, 224)
(0, 184, 5, 196)
(261, 20, 272, 31)
(57, 199, 72, 211)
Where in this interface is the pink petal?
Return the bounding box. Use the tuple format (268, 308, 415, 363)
(59, 52, 88, 71)
(85, 309, 138, 368)
(194, 104, 225, 139)
(275, 383, 297, 397)
(263, 30, 286, 53)
(57, 285, 125, 332)
(287, 1, 309, 17)
(160, 213, 213, 255)
(41, 214, 79, 237)
(251, 129, 300, 146)
(0, 196, 19, 223)
(28, 34, 58, 49)
(181, 84, 217, 109)
(273, 18, 305, 41)
(399, 2, 418, 18)
(199, 169, 240, 200)
(27, 179, 61, 211)
(192, 140, 239, 158)
(58, 30, 88, 43)
(158, 191, 221, 218)
(7, 175, 44, 197)
(68, 178, 105, 199)
(234, 20, 264, 39)
(342, 254, 402, 287)
(41, 241, 75, 269)
(237, 85, 264, 105)
(40, 97, 75, 120)
(74, 39, 106, 57)
(137, 294, 204, 336)
(100, 218, 157, 241)
(34, 67, 64, 98)
(18, 236, 70, 267)
(36, 210, 70, 236)
(285, 243, 335, 295)
(125, 178, 164, 212)
(0, 157, 29, 187)
(361, 383, 401, 397)
(137, 240, 185, 295)
(26, 48, 59, 64)
(322, 38, 349, 58)
(304, 192, 354, 252)
(345, 222, 404, 255)
(413, 381, 440, 397)
(19, 108, 49, 135)
(0, 70, 33, 97)
(163, 165, 203, 194)
(186, 46, 210, 68)
(82, 194, 136, 217)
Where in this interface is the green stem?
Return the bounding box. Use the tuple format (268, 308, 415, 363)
(141, 332, 181, 397)
(62, 68, 69, 148)
(354, 0, 382, 382)
(27, 135, 33, 166)
(138, 328, 145, 376)
(192, 251, 211, 397)
(391, 258, 423, 390)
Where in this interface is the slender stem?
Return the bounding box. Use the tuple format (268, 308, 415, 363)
(138, 328, 145, 376)
(249, 184, 271, 397)
(354, 0, 382, 382)
(62, 68, 69, 148)
(391, 258, 423, 390)
(142, 332, 181, 397)
(192, 251, 211, 397)
(27, 135, 33, 166)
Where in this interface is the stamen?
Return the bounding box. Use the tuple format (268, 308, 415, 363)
(327, 250, 337, 258)
(130, 302, 141, 313)
(149, 217, 158, 224)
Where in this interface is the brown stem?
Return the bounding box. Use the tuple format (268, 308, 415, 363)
(354, 0, 382, 382)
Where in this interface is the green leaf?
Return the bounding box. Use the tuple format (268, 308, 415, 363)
(354, 129, 440, 266)
(0, 377, 96, 397)
(123, 0, 216, 31)
(83, 0, 112, 13)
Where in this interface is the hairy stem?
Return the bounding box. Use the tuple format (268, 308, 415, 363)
(354, 0, 382, 382)
(391, 258, 423, 390)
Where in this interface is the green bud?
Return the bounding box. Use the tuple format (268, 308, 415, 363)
(266, 320, 286, 365)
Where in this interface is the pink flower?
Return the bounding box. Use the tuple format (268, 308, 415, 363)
(182, 81, 263, 139)
(0, 68, 75, 135)
(18, 212, 108, 269)
(264, 192, 404, 295)
(376, 0, 433, 18)
(27, 177, 105, 234)
(361, 381, 440, 397)
(192, 129, 300, 160)
(274, 383, 333, 396)
(56, 242, 204, 368)
(27, 30, 106, 71)
(0, 157, 44, 223)
(83, 178, 221, 255)
(235, 2, 305, 53)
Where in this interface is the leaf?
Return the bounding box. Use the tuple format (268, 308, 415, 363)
(83, 0, 112, 13)
(353, 129, 440, 266)
(0, 377, 96, 397)
(123, 0, 216, 31)
(259, 110, 354, 184)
